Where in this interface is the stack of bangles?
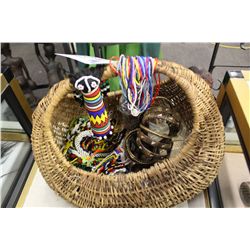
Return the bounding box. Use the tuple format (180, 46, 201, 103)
(109, 55, 161, 116)
(62, 56, 184, 174)
(124, 96, 184, 166)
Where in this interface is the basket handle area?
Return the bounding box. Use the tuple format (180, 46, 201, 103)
(43, 60, 201, 113)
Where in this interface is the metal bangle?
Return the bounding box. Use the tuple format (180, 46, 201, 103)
(135, 136, 169, 158)
(153, 96, 173, 108)
(139, 123, 172, 140)
(138, 129, 172, 150)
(124, 129, 155, 165)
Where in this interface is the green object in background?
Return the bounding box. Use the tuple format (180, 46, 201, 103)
(119, 43, 141, 56)
(75, 43, 89, 69)
(89, 44, 95, 57)
(104, 43, 142, 91)
(102, 43, 161, 91)
(141, 43, 161, 58)
(105, 45, 120, 91)
(75, 43, 161, 91)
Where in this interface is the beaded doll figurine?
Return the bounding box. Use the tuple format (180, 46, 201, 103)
(74, 75, 114, 140)
(62, 73, 126, 174)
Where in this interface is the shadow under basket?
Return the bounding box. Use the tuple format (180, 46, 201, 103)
(31, 60, 225, 207)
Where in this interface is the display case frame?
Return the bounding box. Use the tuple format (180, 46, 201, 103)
(1, 66, 34, 208)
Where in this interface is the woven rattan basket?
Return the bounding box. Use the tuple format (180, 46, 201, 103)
(31, 60, 225, 207)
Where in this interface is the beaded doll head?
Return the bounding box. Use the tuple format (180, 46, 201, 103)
(74, 75, 100, 94)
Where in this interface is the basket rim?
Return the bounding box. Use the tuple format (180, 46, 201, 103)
(40, 60, 203, 180)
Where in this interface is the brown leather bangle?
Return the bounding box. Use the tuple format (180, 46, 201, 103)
(139, 123, 172, 140)
(138, 129, 172, 150)
(135, 136, 169, 158)
(125, 129, 155, 165)
(151, 96, 173, 108)
(142, 111, 181, 137)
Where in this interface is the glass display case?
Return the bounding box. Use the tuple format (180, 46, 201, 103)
(1, 67, 34, 207)
(216, 70, 250, 207)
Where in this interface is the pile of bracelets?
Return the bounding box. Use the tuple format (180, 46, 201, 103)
(115, 55, 160, 117)
(62, 116, 127, 175)
(62, 72, 128, 175)
(124, 96, 184, 167)
(62, 55, 185, 175)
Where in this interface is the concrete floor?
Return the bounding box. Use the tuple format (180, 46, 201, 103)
(2, 42, 250, 100)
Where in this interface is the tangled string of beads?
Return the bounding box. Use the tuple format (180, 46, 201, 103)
(116, 55, 160, 117)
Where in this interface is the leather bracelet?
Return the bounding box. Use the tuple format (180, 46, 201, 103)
(151, 96, 173, 108)
(135, 136, 169, 158)
(125, 129, 155, 165)
(138, 129, 172, 150)
(142, 111, 181, 137)
(139, 123, 172, 140)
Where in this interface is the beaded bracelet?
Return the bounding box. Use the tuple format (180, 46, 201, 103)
(116, 55, 158, 117)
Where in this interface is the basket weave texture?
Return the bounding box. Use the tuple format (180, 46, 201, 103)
(31, 60, 225, 207)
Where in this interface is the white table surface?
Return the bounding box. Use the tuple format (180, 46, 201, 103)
(218, 153, 250, 208)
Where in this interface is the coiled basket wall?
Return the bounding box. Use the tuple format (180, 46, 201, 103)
(31, 60, 225, 207)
